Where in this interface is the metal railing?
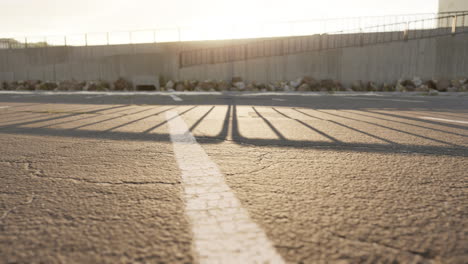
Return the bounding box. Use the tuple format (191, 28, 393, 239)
(0, 11, 467, 49)
(178, 12, 468, 68)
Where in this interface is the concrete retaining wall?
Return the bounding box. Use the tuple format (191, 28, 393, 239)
(1, 33, 467, 86)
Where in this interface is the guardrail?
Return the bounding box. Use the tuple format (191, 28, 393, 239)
(0, 11, 467, 49)
(179, 12, 468, 68)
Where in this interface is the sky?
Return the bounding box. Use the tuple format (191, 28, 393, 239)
(1, 0, 439, 41)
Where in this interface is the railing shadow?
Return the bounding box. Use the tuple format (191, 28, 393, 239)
(0, 102, 467, 157)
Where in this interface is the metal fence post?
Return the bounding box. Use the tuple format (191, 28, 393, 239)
(403, 22, 409, 41)
(451, 15, 457, 35)
(85, 34, 88, 46)
(25, 37, 28, 48)
(64, 36, 67, 46)
(106, 32, 110, 45)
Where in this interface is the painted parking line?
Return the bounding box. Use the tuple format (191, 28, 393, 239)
(419, 116, 468, 124)
(170, 94, 183, 101)
(166, 111, 284, 264)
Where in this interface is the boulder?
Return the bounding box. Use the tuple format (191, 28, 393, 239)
(412, 76, 423, 87)
(267, 83, 276, 91)
(231, 76, 243, 83)
(366, 81, 379, 92)
(86, 80, 110, 91)
(351, 80, 364, 91)
(399, 79, 416, 91)
(58, 80, 85, 91)
(297, 83, 311, 92)
(246, 83, 258, 91)
(424, 80, 437, 90)
(200, 80, 216, 91)
(233, 81, 246, 91)
(37, 82, 58, 91)
(414, 85, 429, 92)
(113, 78, 132, 91)
(217, 80, 230, 91)
(396, 82, 406, 92)
(435, 79, 450, 92)
(166, 80, 175, 90)
(289, 77, 302, 89)
(175, 82, 186, 91)
(382, 83, 395, 92)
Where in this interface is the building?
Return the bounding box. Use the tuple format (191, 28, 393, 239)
(439, 0, 468, 13)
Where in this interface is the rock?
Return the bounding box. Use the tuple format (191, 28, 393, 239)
(450, 79, 463, 89)
(200, 80, 216, 91)
(351, 80, 364, 91)
(424, 80, 437, 90)
(297, 83, 311, 92)
(366, 81, 378, 91)
(267, 83, 276, 91)
(246, 83, 257, 91)
(166, 80, 175, 89)
(217, 80, 230, 91)
(231, 77, 243, 83)
(37, 82, 58, 91)
(233, 81, 246, 91)
(399, 79, 416, 91)
(86, 80, 110, 91)
(382, 83, 395, 92)
(414, 85, 429, 92)
(289, 77, 302, 89)
(412, 76, 423, 87)
(175, 82, 186, 91)
(58, 80, 85, 91)
(435, 79, 450, 92)
(283, 84, 292, 92)
(113, 78, 132, 91)
(396, 83, 406, 92)
(302, 76, 319, 88)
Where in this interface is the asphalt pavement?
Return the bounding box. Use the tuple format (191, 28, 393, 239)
(0, 92, 467, 263)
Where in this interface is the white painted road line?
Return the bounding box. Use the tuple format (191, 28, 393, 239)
(166, 111, 284, 264)
(346, 97, 425, 103)
(0, 106, 10, 109)
(170, 94, 183, 101)
(85, 95, 106, 99)
(272, 98, 286, 101)
(419, 116, 468, 124)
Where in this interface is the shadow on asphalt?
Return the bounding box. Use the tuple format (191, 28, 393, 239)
(0, 100, 467, 157)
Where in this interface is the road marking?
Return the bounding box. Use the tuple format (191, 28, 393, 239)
(85, 95, 106, 99)
(419, 116, 468, 124)
(166, 111, 284, 264)
(272, 98, 286, 101)
(170, 94, 183, 101)
(0, 106, 10, 109)
(346, 97, 425, 103)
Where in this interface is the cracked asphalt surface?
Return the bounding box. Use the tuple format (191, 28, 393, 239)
(0, 92, 467, 263)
